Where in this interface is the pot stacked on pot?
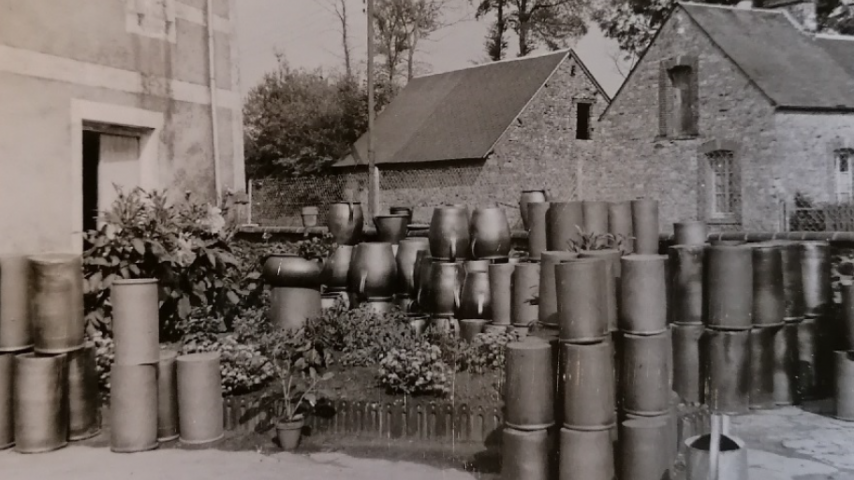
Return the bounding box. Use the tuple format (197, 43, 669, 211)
(0, 254, 100, 454)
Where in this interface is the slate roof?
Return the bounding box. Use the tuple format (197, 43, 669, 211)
(680, 3, 854, 110)
(335, 50, 607, 167)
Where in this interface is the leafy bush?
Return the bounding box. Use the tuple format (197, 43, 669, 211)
(82, 188, 248, 341)
(460, 329, 523, 374)
(294, 232, 337, 262)
(90, 331, 115, 391)
(378, 342, 451, 396)
(312, 303, 418, 366)
(567, 226, 633, 254)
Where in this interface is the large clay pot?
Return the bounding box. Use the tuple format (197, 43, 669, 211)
(608, 201, 634, 253)
(157, 350, 179, 442)
(800, 241, 831, 318)
(177, 352, 224, 444)
(672, 323, 704, 404)
(618, 416, 671, 480)
(668, 245, 705, 325)
(835, 350, 854, 421)
(505, 338, 554, 430)
(396, 238, 429, 296)
(796, 317, 820, 400)
(0, 254, 32, 352)
(28, 254, 85, 354)
(413, 251, 434, 311)
(327, 202, 364, 246)
(706, 245, 753, 330)
(511, 262, 540, 327)
(262, 254, 323, 289)
(389, 206, 413, 224)
(582, 200, 609, 235)
(749, 324, 780, 410)
(777, 241, 805, 321)
(619, 254, 668, 335)
(464, 259, 491, 274)
(0, 353, 12, 449)
(561, 341, 616, 430)
(458, 271, 491, 319)
(559, 428, 614, 480)
(620, 331, 672, 416)
(110, 363, 158, 453)
(489, 263, 515, 326)
(374, 214, 409, 245)
(773, 321, 799, 406)
(527, 202, 550, 261)
(14, 353, 69, 454)
(320, 245, 353, 292)
(674, 221, 708, 246)
(502, 427, 551, 480)
(555, 259, 608, 343)
(705, 328, 750, 414)
(546, 201, 584, 251)
(111, 279, 160, 365)
(347, 242, 397, 301)
(430, 261, 464, 318)
(470, 207, 511, 259)
(519, 189, 548, 230)
(578, 249, 621, 332)
(270, 287, 321, 330)
(631, 198, 660, 255)
(428, 206, 470, 261)
(67, 344, 101, 441)
(752, 243, 785, 327)
(538, 251, 579, 328)
(460, 319, 488, 342)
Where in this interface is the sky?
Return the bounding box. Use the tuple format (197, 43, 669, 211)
(235, 0, 630, 98)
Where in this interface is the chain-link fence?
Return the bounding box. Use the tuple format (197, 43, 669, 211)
(249, 171, 369, 227)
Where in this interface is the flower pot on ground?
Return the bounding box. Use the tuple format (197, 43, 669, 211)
(276, 415, 305, 451)
(301, 207, 319, 228)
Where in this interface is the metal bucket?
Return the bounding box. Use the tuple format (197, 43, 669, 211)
(560, 341, 616, 430)
(608, 201, 634, 253)
(672, 322, 705, 404)
(749, 325, 781, 410)
(177, 352, 224, 444)
(111, 279, 160, 365)
(14, 353, 69, 453)
(110, 363, 158, 453)
(620, 331, 672, 416)
(556, 259, 608, 343)
(668, 245, 705, 325)
(704, 328, 750, 415)
(578, 249, 621, 332)
(705, 245, 753, 330)
(559, 427, 614, 480)
(0, 254, 32, 352)
(773, 321, 799, 405)
(617, 416, 670, 480)
(67, 344, 101, 441)
(511, 262, 540, 327)
(582, 200, 609, 235)
(800, 241, 831, 318)
(673, 221, 708, 246)
(835, 350, 854, 421)
(527, 202, 550, 261)
(630, 199, 659, 255)
(28, 254, 84, 354)
(538, 251, 579, 328)
(546, 201, 584, 251)
(157, 350, 179, 442)
(489, 263, 515, 326)
(505, 338, 554, 430)
(501, 427, 552, 480)
(269, 287, 322, 330)
(0, 353, 13, 449)
(684, 433, 749, 480)
(752, 244, 785, 327)
(619, 254, 668, 335)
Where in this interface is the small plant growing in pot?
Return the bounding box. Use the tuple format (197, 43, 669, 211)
(255, 324, 333, 451)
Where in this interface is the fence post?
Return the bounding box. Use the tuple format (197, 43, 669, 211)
(370, 166, 381, 217)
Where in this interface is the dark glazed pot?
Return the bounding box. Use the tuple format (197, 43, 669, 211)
(511, 262, 541, 327)
(546, 201, 584, 251)
(430, 261, 464, 318)
(561, 341, 616, 430)
(673, 220, 708, 246)
(668, 245, 706, 325)
(704, 328, 751, 414)
(505, 338, 555, 430)
(428, 206, 470, 261)
(619, 254, 668, 335)
(389, 206, 413, 223)
(413, 251, 434, 312)
(800, 241, 831, 318)
(519, 189, 548, 230)
(559, 428, 614, 480)
(347, 242, 397, 301)
(752, 243, 785, 327)
(458, 271, 491, 319)
(502, 427, 551, 480)
(320, 245, 353, 292)
(374, 214, 409, 245)
(705, 245, 754, 330)
(396, 238, 430, 296)
(555, 259, 608, 343)
(620, 331, 672, 416)
(28, 253, 85, 354)
(618, 416, 671, 480)
(470, 207, 511, 259)
(262, 254, 323, 289)
(327, 202, 364, 246)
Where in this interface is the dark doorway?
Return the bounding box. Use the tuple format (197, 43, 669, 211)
(576, 102, 591, 140)
(82, 130, 100, 234)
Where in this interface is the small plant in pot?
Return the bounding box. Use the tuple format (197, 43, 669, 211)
(255, 324, 333, 451)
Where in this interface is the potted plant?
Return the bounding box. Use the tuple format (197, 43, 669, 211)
(301, 206, 319, 227)
(256, 324, 333, 451)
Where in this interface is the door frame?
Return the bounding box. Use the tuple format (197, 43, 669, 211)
(71, 99, 164, 252)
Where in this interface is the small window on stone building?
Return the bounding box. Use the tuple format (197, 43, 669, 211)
(835, 148, 854, 203)
(659, 57, 699, 138)
(570, 65, 577, 77)
(576, 102, 591, 140)
(669, 66, 696, 137)
(707, 150, 739, 219)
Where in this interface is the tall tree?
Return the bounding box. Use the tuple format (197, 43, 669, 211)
(476, 0, 510, 60)
(324, 0, 355, 78)
(472, 0, 589, 58)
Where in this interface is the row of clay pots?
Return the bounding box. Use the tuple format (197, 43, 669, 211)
(428, 205, 512, 261)
(325, 203, 416, 247)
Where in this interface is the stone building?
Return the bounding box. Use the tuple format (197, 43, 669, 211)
(594, 1, 854, 234)
(333, 49, 609, 227)
(0, 0, 245, 253)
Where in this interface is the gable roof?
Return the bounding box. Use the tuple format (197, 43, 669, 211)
(335, 50, 608, 167)
(603, 3, 854, 117)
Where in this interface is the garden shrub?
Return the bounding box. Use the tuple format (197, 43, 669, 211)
(313, 303, 418, 367)
(82, 188, 248, 341)
(460, 329, 523, 374)
(378, 342, 451, 396)
(90, 331, 115, 391)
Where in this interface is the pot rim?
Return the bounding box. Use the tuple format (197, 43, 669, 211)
(301, 206, 319, 213)
(374, 214, 410, 219)
(277, 416, 306, 429)
(112, 278, 159, 285)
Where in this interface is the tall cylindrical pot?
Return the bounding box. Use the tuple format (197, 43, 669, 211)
(110, 363, 158, 453)
(538, 251, 578, 328)
(800, 241, 831, 318)
(505, 338, 554, 430)
(430, 261, 464, 318)
(396, 238, 429, 296)
(177, 352, 224, 444)
(519, 189, 548, 230)
(835, 350, 854, 421)
(631, 199, 659, 255)
(668, 245, 705, 325)
(578, 249, 621, 332)
(559, 427, 614, 480)
(704, 328, 750, 415)
(0, 353, 14, 449)
(749, 325, 780, 410)
(618, 416, 670, 480)
(320, 245, 353, 292)
(843, 284, 854, 351)
(619, 255, 668, 335)
(489, 263, 515, 326)
(511, 262, 541, 327)
(705, 245, 753, 330)
(14, 353, 68, 453)
(428, 206, 471, 261)
(582, 200, 609, 235)
(673, 221, 708, 246)
(752, 244, 785, 326)
(672, 323, 705, 404)
(684, 434, 749, 480)
(773, 321, 799, 406)
(158, 350, 179, 442)
(348, 242, 397, 300)
(556, 259, 608, 344)
(28, 254, 84, 354)
(67, 344, 101, 441)
(527, 202, 550, 261)
(111, 278, 160, 365)
(777, 241, 805, 321)
(608, 201, 634, 253)
(546, 201, 584, 251)
(270, 287, 322, 330)
(470, 207, 512, 259)
(561, 341, 616, 430)
(327, 202, 364, 246)
(0, 255, 32, 352)
(501, 427, 551, 480)
(620, 331, 672, 416)
(796, 317, 820, 401)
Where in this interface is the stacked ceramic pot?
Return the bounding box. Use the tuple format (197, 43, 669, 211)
(3, 254, 101, 454)
(617, 253, 676, 480)
(554, 257, 616, 480)
(501, 336, 555, 480)
(835, 285, 854, 422)
(798, 241, 833, 400)
(347, 240, 398, 314)
(262, 254, 323, 330)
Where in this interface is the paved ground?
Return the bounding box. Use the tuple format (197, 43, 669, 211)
(2, 403, 854, 480)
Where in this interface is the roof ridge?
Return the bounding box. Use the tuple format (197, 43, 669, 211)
(412, 48, 572, 81)
(679, 1, 787, 14)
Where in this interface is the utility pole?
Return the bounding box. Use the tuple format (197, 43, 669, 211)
(366, 0, 379, 217)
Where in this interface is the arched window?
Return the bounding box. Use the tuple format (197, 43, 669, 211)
(706, 149, 739, 219)
(834, 148, 854, 203)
